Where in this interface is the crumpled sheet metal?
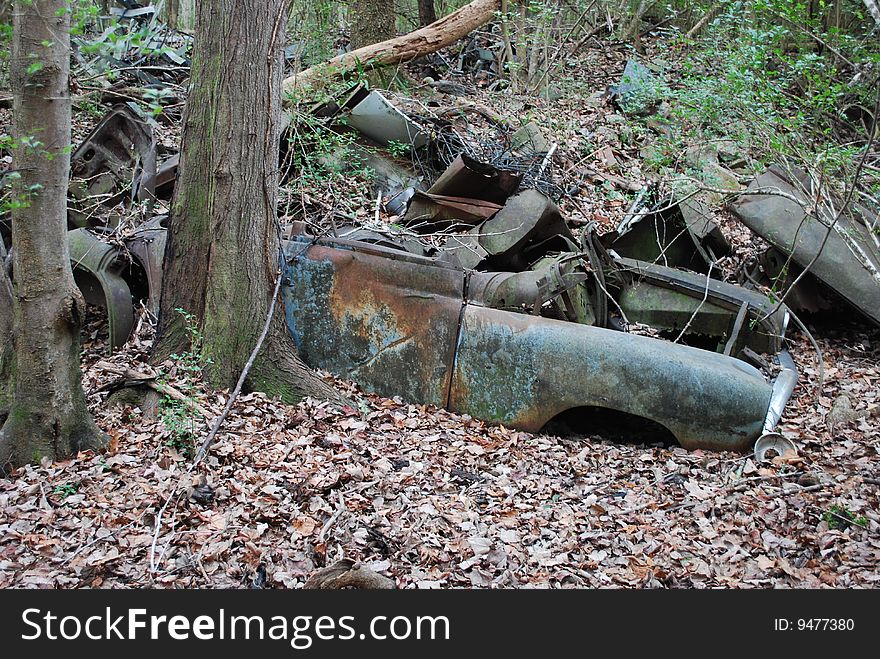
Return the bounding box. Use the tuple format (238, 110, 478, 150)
(729, 165, 880, 327)
(283, 234, 776, 451)
(609, 59, 659, 114)
(614, 257, 789, 356)
(68, 103, 156, 229)
(469, 253, 598, 326)
(757, 247, 836, 314)
(403, 192, 503, 229)
(419, 154, 522, 205)
(125, 216, 167, 315)
(436, 189, 577, 271)
(608, 197, 730, 273)
(478, 189, 577, 271)
(347, 90, 429, 149)
(67, 228, 135, 349)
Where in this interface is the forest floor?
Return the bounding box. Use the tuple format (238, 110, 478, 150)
(1, 36, 879, 589)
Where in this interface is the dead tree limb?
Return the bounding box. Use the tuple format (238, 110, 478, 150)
(282, 0, 500, 96)
(94, 361, 212, 418)
(685, 2, 721, 38)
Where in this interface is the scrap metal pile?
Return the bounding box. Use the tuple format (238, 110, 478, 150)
(6, 85, 879, 453)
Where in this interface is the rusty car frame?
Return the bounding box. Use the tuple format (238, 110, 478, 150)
(34, 104, 803, 453)
(282, 224, 797, 452)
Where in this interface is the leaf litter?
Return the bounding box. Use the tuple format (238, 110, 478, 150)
(2, 37, 879, 590)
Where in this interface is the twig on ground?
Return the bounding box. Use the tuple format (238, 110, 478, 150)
(194, 266, 285, 465)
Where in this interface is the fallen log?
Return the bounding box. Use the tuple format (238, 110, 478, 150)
(282, 0, 500, 97)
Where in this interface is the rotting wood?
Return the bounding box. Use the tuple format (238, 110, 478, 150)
(95, 361, 211, 419)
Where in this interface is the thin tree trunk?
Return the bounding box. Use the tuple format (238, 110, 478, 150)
(283, 0, 501, 95)
(418, 0, 438, 26)
(350, 0, 396, 50)
(161, 0, 197, 33)
(500, 0, 517, 91)
(1, 0, 104, 469)
(863, 0, 880, 26)
(155, 0, 338, 404)
(625, 0, 650, 52)
(0, 240, 12, 424)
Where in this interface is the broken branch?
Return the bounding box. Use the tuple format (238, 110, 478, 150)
(282, 0, 500, 96)
(95, 361, 211, 418)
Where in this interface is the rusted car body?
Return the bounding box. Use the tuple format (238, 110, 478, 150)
(45, 105, 800, 452)
(283, 230, 794, 451)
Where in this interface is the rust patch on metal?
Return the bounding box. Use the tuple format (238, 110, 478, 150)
(284, 240, 464, 407)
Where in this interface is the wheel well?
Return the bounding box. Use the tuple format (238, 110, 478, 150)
(540, 405, 679, 446)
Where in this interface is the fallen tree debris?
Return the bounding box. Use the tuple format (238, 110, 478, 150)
(282, 0, 501, 95)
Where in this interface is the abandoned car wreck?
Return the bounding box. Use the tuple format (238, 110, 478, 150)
(20, 98, 853, 455)
(282, 223, 797, 452)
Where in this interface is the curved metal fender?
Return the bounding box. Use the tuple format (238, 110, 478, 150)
(67, 229, 134, 349)
(450, 306, 773, 451)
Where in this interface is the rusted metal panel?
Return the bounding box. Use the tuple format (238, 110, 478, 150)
(449, 305, 773, 451)
(608, 197, 730, 273)
(125, 216, 167, 315)
(347, 90, 429, 149)
(403, 192, 503, 228)
(282, 234, 782, 451)
(477, 189, 577, 271)
(614, 257, 789, 355)
(469, 254, 597, 326)
(422, 154, 523, 204)
(68, 103, 156, 229)
(67, 228, 135, 350)
(283, 238, 465, 407)
(730, 165, 880, 327)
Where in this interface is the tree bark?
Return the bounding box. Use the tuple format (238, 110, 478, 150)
(0, 240, 12, 425)
(283, 0, 501, 95)
(350, 0, 396, 50)
(161, 0, 197, 33)
(155, 0, 338, 404)
(863, 0, 880, 27)
(685, 2, 721, 38)
(624, 0, 650, 53)
(0, 0, 104, 469)
(418, 0, 438, 27)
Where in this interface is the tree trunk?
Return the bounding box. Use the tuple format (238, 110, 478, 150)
(0, 240, 12, 425)
(685, 2, 721, 38)
(161, 0, 197, 33)
(155, 0, 338, 404)
(418, 0, 438, 27)
(283, 0, 501, 95)
(350, 0, 396, 50)
(624, 0, 650, 52)
(863, 0, 880, 27)
(0, 0, 104, 469)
